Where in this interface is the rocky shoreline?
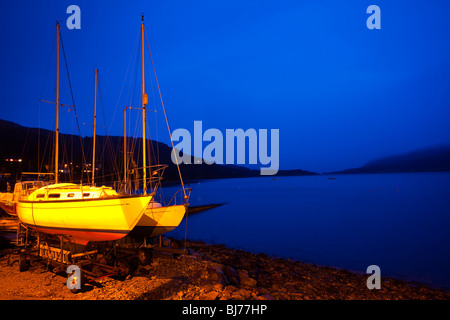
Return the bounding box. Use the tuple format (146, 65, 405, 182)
(0, 238, 449, 300)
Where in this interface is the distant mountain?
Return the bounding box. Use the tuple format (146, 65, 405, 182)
(331, 145, 450, 174)
(0, 119, 316, 187)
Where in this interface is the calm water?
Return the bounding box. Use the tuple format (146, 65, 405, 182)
(165, 172, 450, 290)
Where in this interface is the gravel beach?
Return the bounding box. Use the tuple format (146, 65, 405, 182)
(0, 239, 449, 300)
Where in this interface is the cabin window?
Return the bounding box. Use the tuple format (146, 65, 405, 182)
(48, 193, 61, 198)
(82, 193, 90, 197)
(36, 194, 45, 199)
(67, 193, 75, 198)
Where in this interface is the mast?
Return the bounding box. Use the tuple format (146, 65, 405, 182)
(92, 69, 98, 185)
(124, 106, 127, 193)
(141, 16, 147, 195)
(55, 23, 60, 184)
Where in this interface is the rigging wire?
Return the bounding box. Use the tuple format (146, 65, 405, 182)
(107, 32, 140, 146)
(144, 28, 187, 198)
(59, 31, 89, 184)
(143, 23, 190, 248)
(97, 71, 122, 185)
(36, 37, 55, 178)
(102, 31, 140, 191)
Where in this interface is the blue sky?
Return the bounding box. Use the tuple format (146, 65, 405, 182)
(1, 0, 450, 173)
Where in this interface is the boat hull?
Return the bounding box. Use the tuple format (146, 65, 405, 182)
(0, 201, 15, 215)
(0, 193, 15, 215)
(17, 195, 153, 245)
(131, 204, 187, 238)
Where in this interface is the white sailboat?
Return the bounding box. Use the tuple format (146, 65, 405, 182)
(125, 17, 191, 239)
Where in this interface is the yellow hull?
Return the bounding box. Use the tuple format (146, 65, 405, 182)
(17, 195, 153, 245)
(132, 204, 187, 238)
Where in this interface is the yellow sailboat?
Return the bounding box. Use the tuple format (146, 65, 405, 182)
(17, 183, 152, 245)
(16, 23, 153, 245)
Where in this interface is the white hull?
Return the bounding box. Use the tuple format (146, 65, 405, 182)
(131, 203, 187, 238)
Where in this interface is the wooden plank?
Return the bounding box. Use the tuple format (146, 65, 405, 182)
(71, 250, 97, 259)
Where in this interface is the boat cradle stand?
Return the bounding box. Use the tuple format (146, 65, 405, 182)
(16, 229, 134, 293)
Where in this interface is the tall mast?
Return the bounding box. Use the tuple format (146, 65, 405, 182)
(124, 106, 127, 193)
(92, 69, 98, 185)
(141, 16, 147, 195)
(55, 23, 60, 184)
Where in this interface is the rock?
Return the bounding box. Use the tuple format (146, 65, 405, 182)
(202, 284, 214, 293)
(223, 285, 239, 293)
(237, 268, 248, 275)
(219, 293, 230, 300)
(280, 292, 291, 300)
(258, 293, 275, 300)
(272, 292, 290, 300)
(290, 292, 303, 299)
(213, 282, 224, 292)
(231, 291, 245, 300)
(208, 263, 227, 285)
(238, 269, 257, 287)
(200, 291, 219, 300)
(220, 285, 239, 299)
(178, 254, 198, 264)
(239, 288, 253, 299)
(271, 283, 281, 291)
(222, 265, 239, 285)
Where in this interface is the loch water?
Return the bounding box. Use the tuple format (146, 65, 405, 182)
(165, 172, 450, 290)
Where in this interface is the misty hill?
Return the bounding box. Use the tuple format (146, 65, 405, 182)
(0, 119, 316, 185)
(332, 145, 450, 174)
